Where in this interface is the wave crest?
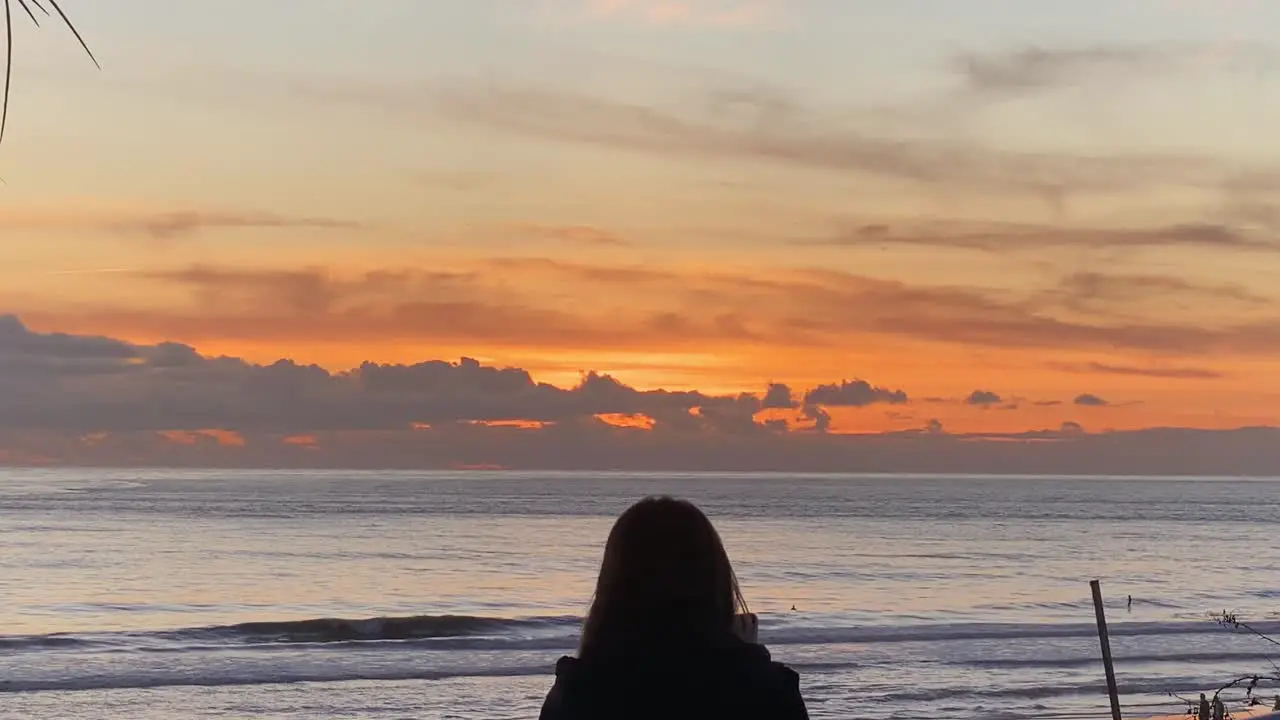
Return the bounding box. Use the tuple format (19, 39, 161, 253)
(205, 614, 573, 644)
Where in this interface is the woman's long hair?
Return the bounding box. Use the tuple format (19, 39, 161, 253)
(578, 496, 748, 657)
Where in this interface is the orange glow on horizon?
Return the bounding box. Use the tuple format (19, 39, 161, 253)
(157, 430, 198, 446)
(464, 420, 552, 430)
(9, 315, 1279, 437)
(594, 413, 656, 430)
(157, 429, 247, 447)
(449, 463, 510, 471)
(16, 312, 1276, 419)
(8, 0, 1280, 461)
(204, 430, 247, 447)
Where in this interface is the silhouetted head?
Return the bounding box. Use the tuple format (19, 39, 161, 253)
(579, 496, 747, 657)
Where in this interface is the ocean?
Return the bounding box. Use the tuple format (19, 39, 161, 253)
(1, 469, 1278, 719)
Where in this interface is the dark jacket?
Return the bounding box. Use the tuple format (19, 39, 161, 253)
(538, 638, 809, 720)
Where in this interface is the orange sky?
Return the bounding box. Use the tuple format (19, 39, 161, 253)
(3, 0, 1280, 448)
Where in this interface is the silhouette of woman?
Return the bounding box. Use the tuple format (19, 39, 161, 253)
(539, 496, 809, 719)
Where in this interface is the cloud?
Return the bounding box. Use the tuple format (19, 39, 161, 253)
(5, 315, 1280, 474)
(1060, 421, 1086, 436)
(116, 211, 362, 240)
(113, 264, 636, 350)
(246, 49, 1280, 211)
(1049, 362, 1226, 380)
(954, 45, 1166, 95)
(1051, 272, 1268, 309)
(803, 380, 908, 407)
(0, 314, 909, 441)
(761, 382, 794, 409)
(0, 314, 758, 435)
(399, 81, 1237, 205)
(20, 258, 1280, 360)
(966, 390, 1003, 407)
(1074, 393, 1110, 407)
(818, 219, 1280, 255)
(0, 314, 135, 361)
(953, 43, 1277, 97)
(0, 208, 362, 240)
(800, 404, 831, 433)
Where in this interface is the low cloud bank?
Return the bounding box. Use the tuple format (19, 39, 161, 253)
(1, 315, 1272, 474)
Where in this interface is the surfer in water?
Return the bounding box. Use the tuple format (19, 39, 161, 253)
(1127, 595, 1132, 612)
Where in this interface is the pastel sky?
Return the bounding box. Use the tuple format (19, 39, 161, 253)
(3, 0, 1280, 470)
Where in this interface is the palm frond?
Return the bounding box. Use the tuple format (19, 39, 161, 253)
(17, 1, 39, 26)
(1, 0, 99, 148)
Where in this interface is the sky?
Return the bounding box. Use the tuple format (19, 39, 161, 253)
(3, 0, 1280, 471)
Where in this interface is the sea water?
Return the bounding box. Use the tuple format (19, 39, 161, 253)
(2, 469, 1278, 719)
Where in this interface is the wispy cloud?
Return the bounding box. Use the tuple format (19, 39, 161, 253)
(20, 257, 1280, 360)
(1048, 362, 1227, 380)
(278, 73, 1255, 208)
(427, 82, 1227, 204)
(954, 45, 1168, 95)
(0, 208, 363, 239)
(815, 219, 1280, 254)
(953, 42, 1277, 97)
(122, 210, 362, 239)
(1045, 271, 1269, 315)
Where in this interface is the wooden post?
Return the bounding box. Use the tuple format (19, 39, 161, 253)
(1092, 579, 1124, 720)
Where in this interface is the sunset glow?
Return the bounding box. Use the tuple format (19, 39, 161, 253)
(2, 0, 1279, 470)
